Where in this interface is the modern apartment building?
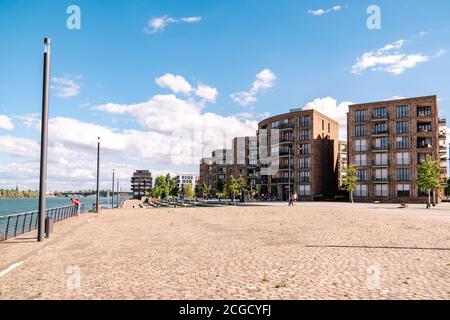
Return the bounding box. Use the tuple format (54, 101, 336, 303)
(199, 149, 234, 196)
(232, 136, 258, 189)
(347, 95, 448, 203)
(131, 170, 152, 199)
(175, 173, 199, 190)
(337, 140, 348, 187)
(257, 109, 339, 201)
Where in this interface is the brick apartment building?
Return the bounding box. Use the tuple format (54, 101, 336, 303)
(337, 140, 348, 187)
(347, 95, 448, 203)
(131, 170, 152, 199)
(232, 136, 258, 189)
(257, 109, 339, 201)
(199, 149, 234, 196)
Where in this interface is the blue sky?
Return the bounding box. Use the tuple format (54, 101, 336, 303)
(0, 0, 449, 191)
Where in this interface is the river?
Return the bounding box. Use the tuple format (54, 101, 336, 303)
(0, 197, 120, 216)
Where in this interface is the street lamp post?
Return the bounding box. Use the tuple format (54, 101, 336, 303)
(96, 137, 100, 213)
(112, 169, 115, 209)
(37, 38, 51, 242)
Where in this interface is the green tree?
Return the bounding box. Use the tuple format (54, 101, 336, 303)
(417, 155, 441, 208)
(152, 175, 170, 199)
(341, 165, 358, 203)
(226, 176, 246, 204)
(170, 178, 180, 197)
(183, 184, 195, 199)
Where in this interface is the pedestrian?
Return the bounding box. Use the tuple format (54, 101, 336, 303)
(288, 192, 294, 206)
(71, 197, 81, 216)
(293, 192, 298, 205)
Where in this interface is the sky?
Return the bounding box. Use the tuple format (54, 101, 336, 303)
(0, 0, 449, 191)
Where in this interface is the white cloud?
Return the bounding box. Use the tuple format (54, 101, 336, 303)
(51, 75, 82, 98)
(195, 84, 218, 103)
(0, 115, 14, 130)
(0, 135, 40, 156)
(145, 16, 202, 34)
(230, 69, 276, 107)
(351, 39, 444, 75)
(155, 73, 192, 94)
(302, 97, 353, 140)
(308, 5, 342, 16)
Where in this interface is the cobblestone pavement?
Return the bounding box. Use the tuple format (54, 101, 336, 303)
(0, 203, 449, 300)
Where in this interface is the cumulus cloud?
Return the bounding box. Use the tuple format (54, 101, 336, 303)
(0, 115, 14, 130)
(302, 97, 353, 140)
(0, 135, 40, 156)
(145, 16, 202, 34)
(155, 73, 192, 94)
(51, 75, 82, 98)
(308, 5, 342, 16)
(351, 39, 444, 75)
(195, 84, 218, 103)
(230, 69, 277, 107)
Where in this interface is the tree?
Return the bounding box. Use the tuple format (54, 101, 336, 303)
(152, 175, 170, 199)
(226, 176, 246, 204)
(169, 178, 180, 197)
(196, 182, 209, 199)
(341, 165, 358, 203)
(183, 184, 195, 199)
(417, 155, 441, 208)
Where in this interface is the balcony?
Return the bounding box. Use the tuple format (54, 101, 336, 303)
(372, 160, 390, 167)
(279, 164, 295, 170)
(298, 121, 311, 127)
(417, 143, 432, 149)
(279, 149, 293, 157)
(272, 178, 291, 184)
(279, 123, 294, 130)
(372, 113, 389, 121)
(373, 144, 390, 152)
(279, 137, 295, 144)
(372, 129, 389, 136)
(373, 177, 390, 183)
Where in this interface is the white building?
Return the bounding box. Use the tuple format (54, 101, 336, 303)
(175, 173, 200, 190)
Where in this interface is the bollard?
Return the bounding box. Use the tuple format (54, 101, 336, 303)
(45, 217, 54, 238)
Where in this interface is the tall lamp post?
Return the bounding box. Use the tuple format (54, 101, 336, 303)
(37, 38, 51, 242)
(95, 137, 100, 213)
(111, 169, 115, 209)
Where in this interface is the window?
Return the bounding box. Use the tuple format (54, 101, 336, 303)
(249, 159, 257, 165)
(374, 153, 388, 166)
(373, 123, 388, 134)
(417, 122, 432, 132)
(355, 185, 368, 197)
(299, 116, 311, 127)
(271, 121, 279, 129)
(374, 138, 388, 150)
(375, 184, 389, 197)
(396, 121, 409, 134)
(299, 129, 310, 140)
(299, 171, 310, 182)
(355, 125, 366, 137)
(397, 168, 410, 181)
(417, 106, 432, 116)
(298, 185, 311, 196)
(355, 139, 367, 152)
(271, 147, 279, 156)
(418, 153, 431, 164)
(373, 108, 388, 119)
(355, 154, 367, 166)
(397, 184, 410, 197)
(397, 152, 411, 165)
(299, 144, 310, 155)
(355, 110, 366, 122)
(356, 169, 367, 181)
(328, 123, 330, 133)
(322, 120, 325, 130)
(396, 137, 410, 149)
(375, 168, 389, 181)
(299, 158, 310, 169)
(396, 105, 410, 118)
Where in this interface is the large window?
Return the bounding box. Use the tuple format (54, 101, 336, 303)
(271, 121, 279, 129)
(299, 157, 310, 168)
(396, 137, 410, 149)
(356, 169, 367, 181)
(373, 123, 388, 134)
(299, 143, 310, 155)
(396, 105, 410, 118)
(355, 110, 366, 122)
(355, 154, 367, 166)
(374, 153, 389, 166)
(299, 129, 311, 140)
(374, 138, 388, 150)
(397, 152, 411, 165)
(397, 168, 410, 181)
(417, 106, 432, 116)
(397, 184, 411, 197)
(299, 171, 310, 182)
(299, 116, 311, 127)
(355, 185, 368, 197)
(374, 168, 389, 181)
(375, 184, 389, 197)
(373, 108, 388, 119)
(354, 139, 367, 152)
(298, 185, 311, 196)
(396, 121, 409, 134)
(355, 125, 366, 137)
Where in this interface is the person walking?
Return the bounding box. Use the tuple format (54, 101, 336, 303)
(288, 192, 294, 206)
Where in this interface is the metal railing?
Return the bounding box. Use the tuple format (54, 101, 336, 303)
(0, 204, 85, 241)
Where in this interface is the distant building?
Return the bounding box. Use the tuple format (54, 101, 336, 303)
(175, 173, 199, 190)
(337, 140, 348, 187)
(131, 170, 152, 199)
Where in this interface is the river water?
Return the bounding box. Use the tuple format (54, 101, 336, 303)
(0, 197, 118, 216)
